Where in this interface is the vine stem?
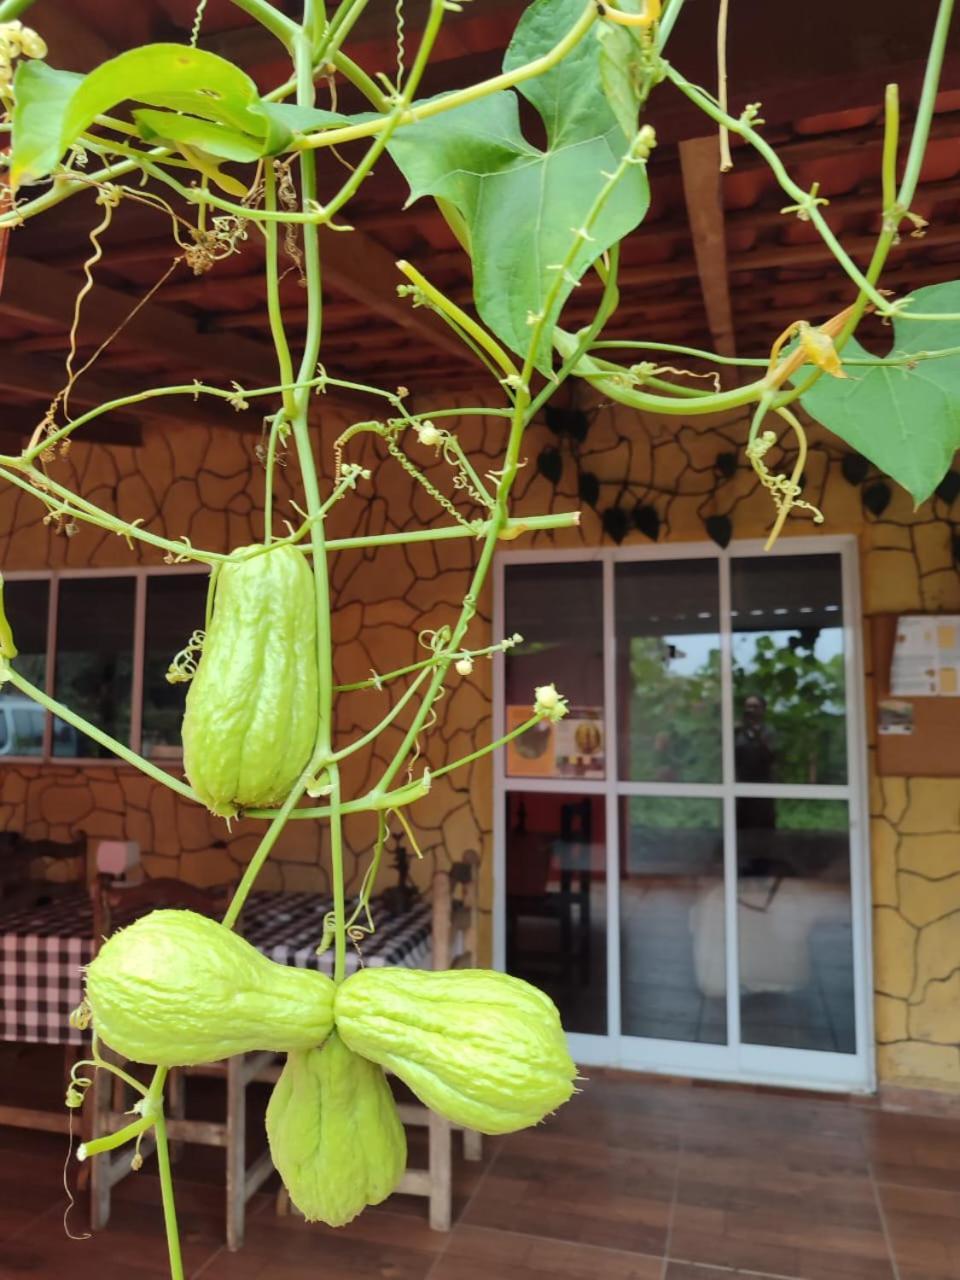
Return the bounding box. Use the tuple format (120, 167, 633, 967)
(222, 775, 310, 929)
(291, 0, 344, 981)
(788, 0, 956, 403)
(662, 63, 890, 313)
(0, 0, 37, 19)
(155, 1117, 184, 1280)
(229, 0, 296, 45)
(0, 665, 199, 801)
(0, 463, 222, 566)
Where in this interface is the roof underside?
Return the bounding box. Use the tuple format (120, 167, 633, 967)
(2, 0, 959, 438)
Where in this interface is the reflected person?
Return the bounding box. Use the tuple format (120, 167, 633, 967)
(735, 693, 777, 864)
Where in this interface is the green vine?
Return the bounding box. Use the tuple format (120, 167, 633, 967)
(0, 0, 958, 1272)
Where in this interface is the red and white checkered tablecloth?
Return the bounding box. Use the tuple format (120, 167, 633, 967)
(0, 888, 432, 1046)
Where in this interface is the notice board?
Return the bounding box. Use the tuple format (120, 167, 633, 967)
(872, 614, 960, 777)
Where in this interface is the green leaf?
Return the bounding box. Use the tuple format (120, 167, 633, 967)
(257, 101, 368, 136)
(797, 282, 960, 505)
(386, 0, 650, 371)
(597, 1, 651, 141)
(132, 109, 266, 164)
(9, 61, 83, 189)
(10, 44, 269, 188)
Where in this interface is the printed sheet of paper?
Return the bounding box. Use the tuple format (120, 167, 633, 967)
(890, 616, 960, 697)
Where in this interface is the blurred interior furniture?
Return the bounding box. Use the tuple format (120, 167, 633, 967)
(0, 873, 437, 1243)
(690, 874, 854, 998)
(0, 830, 93, 1139)
(0, 829, 90, 911)
(394, 848, 483, 1231)
(275, 850, 482, 1232)
(506, 799, 593, 982)
(88, 874, 277, 1252)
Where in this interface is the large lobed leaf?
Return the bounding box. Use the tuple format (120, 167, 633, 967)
(8, 45, 361, 191)
(386, 0, 651, 371)
(797, 282, 960, 505)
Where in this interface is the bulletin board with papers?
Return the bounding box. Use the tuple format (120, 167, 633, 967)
(872, 615, 960, 777)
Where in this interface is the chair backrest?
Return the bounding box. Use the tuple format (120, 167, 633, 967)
(432, 849, 479, 970)
(0, 830, 91, 908)
(92, 874, 234, 952)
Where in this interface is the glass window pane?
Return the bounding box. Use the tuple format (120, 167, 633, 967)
(504, 563, 605, 780)
(142, 574, 208, 759)
(505, 791, 606, 1035)
(54, 577, 135, 757)
(1, 580, 49, 756)
(732, 554, 847, 785)
(621, 797, 726, 1044)
(738, 798, 855, 1054)
(615, 561, 721, 783)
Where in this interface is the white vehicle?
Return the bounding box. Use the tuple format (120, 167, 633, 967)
(0, 697, 79, 756)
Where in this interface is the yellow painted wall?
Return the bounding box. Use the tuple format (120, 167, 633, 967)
(1, 398, 958, 1091)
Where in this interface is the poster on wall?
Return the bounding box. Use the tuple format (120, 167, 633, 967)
(505, 705, 555, 777)
(555, 707, 605, 778)
(890, 616, 960, 697)
(878, 699, 914, 736)
(505, 705, 605, 778)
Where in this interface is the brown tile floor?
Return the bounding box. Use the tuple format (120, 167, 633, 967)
(3, 1045, 960, 1279)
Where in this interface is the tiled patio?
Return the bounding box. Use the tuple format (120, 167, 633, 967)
(3, 1044, 960, 1280)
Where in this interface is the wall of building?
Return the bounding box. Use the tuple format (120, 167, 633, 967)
(1, 393, 958, 1092)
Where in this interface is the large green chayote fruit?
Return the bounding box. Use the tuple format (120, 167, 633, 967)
(335, 967, 577, 1135)
(85, 910, 334, 1066)
(266, 1032, 407, 1227)
(182, 543, 319, 817)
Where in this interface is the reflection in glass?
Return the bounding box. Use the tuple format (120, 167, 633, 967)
(504, 563, 604, 780)
(142, 574, 208, 758)
(505, 791, 606, 1035)
(54, 578, 135, 757)
(615, 561, 721, 783)
(621, 797, 726, 1044)
(0, 580, 49, 756)
(738, 799, 855, 1053)
(732, 555, 846, 785)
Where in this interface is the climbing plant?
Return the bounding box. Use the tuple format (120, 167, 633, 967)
(0, 0, 959, 1271)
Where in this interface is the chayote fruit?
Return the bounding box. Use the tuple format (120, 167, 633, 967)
(266, 1032, 407, 1227)
(335, 967, 577, 1135)
(182, 543, 319, 817)
(85, 909, 335, 1067)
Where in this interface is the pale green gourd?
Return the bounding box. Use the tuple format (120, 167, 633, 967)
(266, 1032, 407, 1227)
(182, 543, 319, 817)
(85, 910, 335, 1067)
(335, 967, 577, 1135)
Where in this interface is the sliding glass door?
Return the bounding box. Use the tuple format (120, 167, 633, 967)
(494, 539, 872, 1092)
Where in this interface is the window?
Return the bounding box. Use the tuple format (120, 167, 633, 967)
(495, 541, 870, 1090)
(2, 569, 207, 761)
(142, 575, 208, 759)
(1, 578, 49, 758)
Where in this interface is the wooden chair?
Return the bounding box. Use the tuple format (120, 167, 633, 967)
(275, 850, 483, 1231)
(0, 830, 95, 1140)
(395, 849, 483, 1229)
(0, 830, 90, 910)
(88, 874, 276, 1250)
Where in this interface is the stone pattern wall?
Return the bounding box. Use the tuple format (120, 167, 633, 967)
(2, 394, 959, 1090)
(0, 405, 501, 955)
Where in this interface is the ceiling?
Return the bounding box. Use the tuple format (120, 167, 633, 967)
(1, 0, 959, 440)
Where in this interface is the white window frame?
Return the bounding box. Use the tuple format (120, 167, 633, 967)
(2, 565, 207, 766)
(493, 535, 874, 1094)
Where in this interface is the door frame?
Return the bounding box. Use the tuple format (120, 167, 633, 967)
(492, 535, 875, 1093)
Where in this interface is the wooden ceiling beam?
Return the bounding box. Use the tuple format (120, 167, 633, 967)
(0, 351, 248, 432)
(679, 136, 736, 373)
(199, 0, 522, 73)
(0, 256, 281, 385)
(315, 228, 469, 362)
(33, 0, 115, 71)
